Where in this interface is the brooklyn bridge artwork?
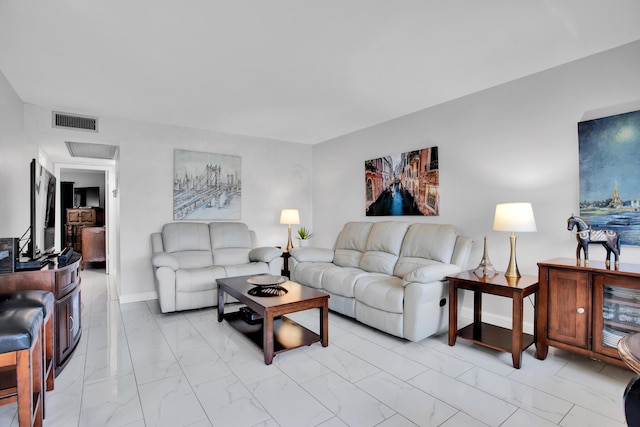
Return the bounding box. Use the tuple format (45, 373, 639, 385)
(173, 149, 241, 220)
(365, 146, 439, 216)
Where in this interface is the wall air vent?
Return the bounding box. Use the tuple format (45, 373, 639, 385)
(52, 111, 98, 132)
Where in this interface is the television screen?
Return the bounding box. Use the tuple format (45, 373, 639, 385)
(29, 159, 57, 259)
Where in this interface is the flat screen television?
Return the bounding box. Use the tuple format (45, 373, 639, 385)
(27, 159, 57, 260)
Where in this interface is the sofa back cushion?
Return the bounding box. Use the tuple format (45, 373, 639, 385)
(394, 223, 458, 277)
(333, 222, 373, 268)
(209, 222, 253, 265)
(162, 223, 212, 252)
(161, 223, 213, 269)
(359, 222, 409, 275)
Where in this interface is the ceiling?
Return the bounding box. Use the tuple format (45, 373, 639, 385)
(1, 1, 640, 145)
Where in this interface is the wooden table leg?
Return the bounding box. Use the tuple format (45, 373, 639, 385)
(473, 290, 482, 337)
(263, 311, 274, 365)
(320, 301, 328, 347)
(217, 288, 224, 322)
(448, 281, 458, 346)
(512, 293, 524, 369)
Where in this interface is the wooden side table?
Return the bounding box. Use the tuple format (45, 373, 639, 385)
(281, 251, 291, 277)
(447, 270, 539, 368)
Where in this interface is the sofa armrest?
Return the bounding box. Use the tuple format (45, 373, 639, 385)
(290, 247, 335, 263)
(151, 232, 164, 253)
(451, 235, 473, 269)
(151, 252, 179, 270)
(249, 246, 282, 263)
(403, 263, 461, 285)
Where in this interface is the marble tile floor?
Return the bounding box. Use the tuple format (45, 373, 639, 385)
(0, 268, 635, 426)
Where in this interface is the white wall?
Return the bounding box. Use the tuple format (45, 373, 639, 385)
(23, 107, 313, 301)
(0, 70, 35, 238)
(312, 40, 640, 327)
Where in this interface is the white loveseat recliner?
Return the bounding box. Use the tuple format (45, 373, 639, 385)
(150, 222, 282, 313)
(289, 221, 472, 341)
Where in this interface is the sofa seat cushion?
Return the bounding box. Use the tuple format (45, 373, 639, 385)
(176, 266, 225, 292)
(213, 248, 251, 266)
(321, 267, 369, 298)
(354, 275, 404, 313)
(223, 262, 270, 278)
(174, 250, 214, 269)
(293, 262, 338, 289)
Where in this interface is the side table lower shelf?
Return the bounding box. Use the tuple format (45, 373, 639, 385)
(458, 322, 535, 354)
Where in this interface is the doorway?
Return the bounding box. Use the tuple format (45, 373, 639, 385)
(55, 164, 115, 275)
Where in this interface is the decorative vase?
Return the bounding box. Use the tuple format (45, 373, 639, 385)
(298, 240, 309, 247)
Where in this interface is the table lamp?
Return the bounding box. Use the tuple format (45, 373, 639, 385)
(279, 209, 300, 252)
(493, 202, 537, 278)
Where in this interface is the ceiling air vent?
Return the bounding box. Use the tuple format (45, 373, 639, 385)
(52, 111, 98, 132)
(65, 141, 118, 160)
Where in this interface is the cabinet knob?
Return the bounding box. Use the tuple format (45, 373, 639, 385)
(69, 316, 74, 331)
(576, 307, 585, 314)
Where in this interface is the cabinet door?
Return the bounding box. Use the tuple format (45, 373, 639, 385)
(79, 210, 95, 224)
(547, 269, 591, 348)
(593, 274, 640, 359)
(56, 285, 82, 368)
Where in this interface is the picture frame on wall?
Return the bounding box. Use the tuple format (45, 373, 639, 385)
(173, 149, 241, 220)
(365, 146, 439, 216)
(578, 109, 640, 246)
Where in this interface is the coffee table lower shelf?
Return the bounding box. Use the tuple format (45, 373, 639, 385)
(225, 311, 321, 356)
(458, 322, 535, 353)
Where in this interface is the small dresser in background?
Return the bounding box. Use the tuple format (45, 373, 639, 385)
(80, 226, 106, 270)
(65, 207, 104, 252)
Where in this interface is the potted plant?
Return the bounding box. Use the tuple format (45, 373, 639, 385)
(296, 227, 314, 247)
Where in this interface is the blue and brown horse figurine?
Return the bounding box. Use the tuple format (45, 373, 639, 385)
(567, 215, 620, 269)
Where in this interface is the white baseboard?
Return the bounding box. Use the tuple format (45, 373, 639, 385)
(119, 291, 158, 304)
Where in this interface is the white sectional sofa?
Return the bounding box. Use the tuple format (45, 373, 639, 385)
(289, 221, 472, 341)
(150, 222, 282, 313)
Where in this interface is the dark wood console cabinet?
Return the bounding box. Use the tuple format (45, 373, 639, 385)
(0, 254, 82, 376)
(537, 258, 640, 369)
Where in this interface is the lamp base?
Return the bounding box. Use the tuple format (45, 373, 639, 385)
(286, 224, 293, 252)
(504, 232, 521, 279)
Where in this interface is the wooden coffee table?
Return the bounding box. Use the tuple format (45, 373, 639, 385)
(217, 275, 329, 364)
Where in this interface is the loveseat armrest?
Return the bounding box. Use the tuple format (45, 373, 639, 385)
(402, 263, 462, 285)
(151, 252, 179, 270)
(290, 247, 335, 263)
(151, 232, 164, 253)
(249, 247, 283, 263)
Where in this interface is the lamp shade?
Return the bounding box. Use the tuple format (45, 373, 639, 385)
(279, 209, 300, 225)
(493, 202, 537, 232)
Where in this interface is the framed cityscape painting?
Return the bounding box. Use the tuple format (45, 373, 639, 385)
(173, 149, 241, 220)
(365, 146, 439, 216)
(578, 109, 640, 245)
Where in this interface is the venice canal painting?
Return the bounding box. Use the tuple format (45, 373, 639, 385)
(579, 109, 640, 246)
(365, 146, 439, 216)
(173, 149, 241, 220)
